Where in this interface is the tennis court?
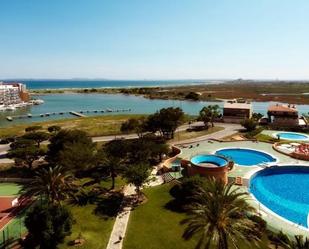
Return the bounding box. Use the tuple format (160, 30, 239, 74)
(0, 182, 29, 247)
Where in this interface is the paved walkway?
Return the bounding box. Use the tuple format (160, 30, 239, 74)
(106, 184, 135, 249)
(106, 173, 163, 249)
(173, 123, 241, 145)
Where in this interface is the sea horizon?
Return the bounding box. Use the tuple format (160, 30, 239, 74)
(0, 79, 227, 90)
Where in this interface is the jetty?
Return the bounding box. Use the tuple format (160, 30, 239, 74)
(70, 111, 86, 117)
(5, 108, 132, 121)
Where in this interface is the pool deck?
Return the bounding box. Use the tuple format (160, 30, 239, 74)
(175, 139, 309, 236)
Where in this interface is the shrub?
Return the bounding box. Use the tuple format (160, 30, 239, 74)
(241, 118, 257, 132)
(23, 204, 73, 249)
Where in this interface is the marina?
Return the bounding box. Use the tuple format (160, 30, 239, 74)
(0, 93, 308, 127)
(5, 108, 131, 121)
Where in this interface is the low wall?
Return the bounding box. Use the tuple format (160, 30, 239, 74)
(182, 159, 229, 184)
(273, 142, 309, 161)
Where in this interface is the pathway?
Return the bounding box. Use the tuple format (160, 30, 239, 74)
(105, 123, 239, 249)
(173, 123, 241, 145)
(105, 184, 135, 249)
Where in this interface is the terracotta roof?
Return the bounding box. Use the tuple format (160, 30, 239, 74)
(268, 104, 298, 113)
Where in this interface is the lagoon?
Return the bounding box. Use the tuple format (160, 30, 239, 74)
(0, 93, 309, 127)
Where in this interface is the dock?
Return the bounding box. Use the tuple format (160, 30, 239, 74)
(5, 108, 132, 121)
(70, 111, 87, 117)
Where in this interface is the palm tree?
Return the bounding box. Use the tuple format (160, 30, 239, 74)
(279, 235, 309, 249)
(21, 165, 75, 204)
(181, 179, 260, 249)
(95, 149, 122, 190)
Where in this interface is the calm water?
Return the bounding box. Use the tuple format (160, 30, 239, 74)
(250, 166, 309, 227)
(1, 93, 309, 127)
(15, 79, 223, 90)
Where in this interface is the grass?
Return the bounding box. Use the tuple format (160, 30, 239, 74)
(0, 182, 21, 196)
(59, 204, 115, 249)
(59, 176, 126, 249)
(124, 184, 197, 249)
(124, 184, 270, 249)
(170, 126, 224, 143)
(255, 133, 278, 143)
(0, 114, 145, 138)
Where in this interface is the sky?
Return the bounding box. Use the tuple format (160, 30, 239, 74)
(0, 0, 309, 80)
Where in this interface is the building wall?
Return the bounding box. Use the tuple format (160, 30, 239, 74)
(271, 117, 299, 128)
(181, 160, 228, 184)
(223, 108, 252, 123)
(0, 83, 30, 105)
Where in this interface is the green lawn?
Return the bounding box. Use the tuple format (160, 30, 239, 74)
(0, 183, 21, 196)
(124, 184, 197, 249)
(0, 114, 145, 138)
(59, 204, 115, 249)
(124, 184, 270, 249)
(59, 176, 126, 249)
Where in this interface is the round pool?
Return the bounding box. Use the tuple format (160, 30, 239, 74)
(191, 154, 228, 167)
(250, 166, 309, 228)
(215, 148, 277, 166)
(274, 132, 309, 141)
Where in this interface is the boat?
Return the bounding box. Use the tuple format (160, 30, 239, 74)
(30, 99, 44, 105)
(5, 106, 16, 111)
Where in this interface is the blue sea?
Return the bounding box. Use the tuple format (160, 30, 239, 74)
(13, 79, 224, 90)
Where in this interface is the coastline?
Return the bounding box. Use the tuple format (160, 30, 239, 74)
(30, 81, 309, 104)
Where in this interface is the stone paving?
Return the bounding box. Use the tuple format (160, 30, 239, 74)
(106, 170, 163, 249)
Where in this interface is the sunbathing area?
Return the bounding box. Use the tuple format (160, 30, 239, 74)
(163, 138, 309, 236)
(274, 142, 309, 161)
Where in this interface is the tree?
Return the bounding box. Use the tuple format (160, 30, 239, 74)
(198, 105, 220, 128)
(22, 131, 49, 147)
(182, 179, 261, 249)
(24, 203, 72, 249)
(120, 118, 146, 137)
(185, 92, 200, 101)
(25, 125, 42, 133)
(95, 149, 122, 190)
(268, 230, 289, 249)
(241, 118, 257, 132)
(124, 163, 150, 198)
(59, 141, 96, 172)
(279, 235, 309, 249)
(170, 175, 206, 210)
(48, 125, 61, 134)
(252, 112, 263, 121)
(7, 138, 44, 169)
(46, 129, 94, 165)
(21, 166, 75, 204)
(145, 107, 184, 139)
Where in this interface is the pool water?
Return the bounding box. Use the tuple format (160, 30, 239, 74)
(276, 132, 309, 141)
(250, 166, 309, 228)
(191, 154, 228, 167)
(215, 148, 276, 166)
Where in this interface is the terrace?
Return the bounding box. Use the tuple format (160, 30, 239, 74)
(165, 138, 309, 236)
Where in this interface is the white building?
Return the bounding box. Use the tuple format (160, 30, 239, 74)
(0, 82, 30, 107)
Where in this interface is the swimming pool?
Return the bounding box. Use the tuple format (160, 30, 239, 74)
(274, 132, 309, 141)
(191, 154, 228, 167)
(250, 166, 309, 228)
(215, 148, 277, 166)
